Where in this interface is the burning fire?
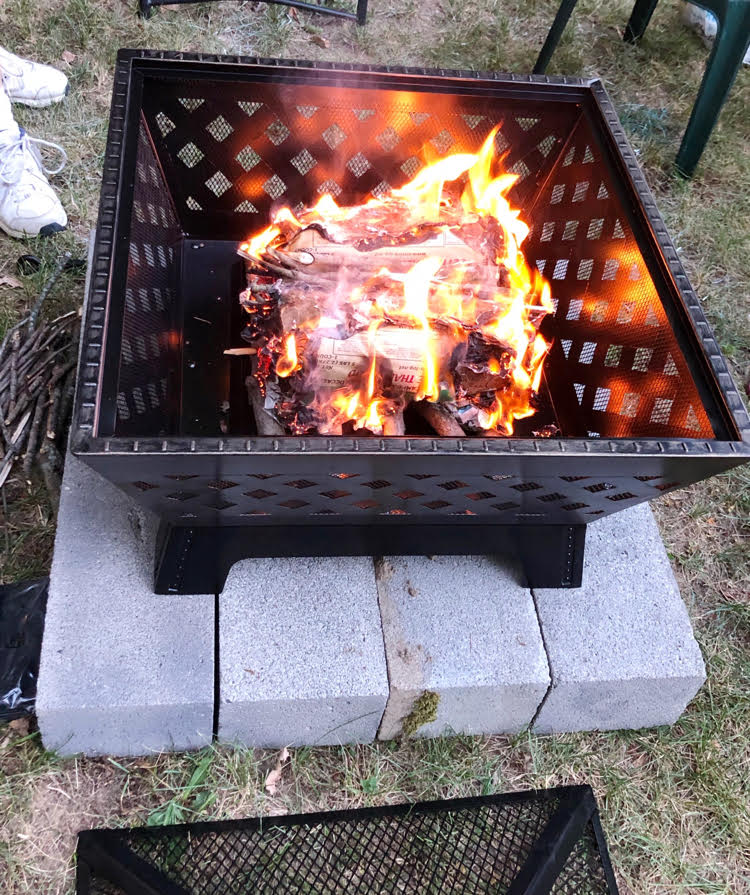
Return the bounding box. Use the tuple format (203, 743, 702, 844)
(237, 128, 554, 437)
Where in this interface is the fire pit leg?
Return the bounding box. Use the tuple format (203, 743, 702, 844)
(154, 521, 586, 594)
(514, 524, 585, 589)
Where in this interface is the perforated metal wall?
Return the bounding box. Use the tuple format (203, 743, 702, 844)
(116, 120, 181, 436)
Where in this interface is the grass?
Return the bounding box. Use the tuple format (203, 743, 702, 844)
(0, 0, 748, 892)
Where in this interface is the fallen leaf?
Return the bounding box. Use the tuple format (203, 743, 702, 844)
(264, 746, 290, 795)
(289, 7, 299, 20)
(61, 50, 76, 64)
(0, 275, 23, 289)
(9, 717, 30, 735)
(311, 35, 330, 49)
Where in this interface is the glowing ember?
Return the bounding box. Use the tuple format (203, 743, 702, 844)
(237, 128, 554, 436)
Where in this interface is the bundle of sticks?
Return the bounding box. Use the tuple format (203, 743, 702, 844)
(0, 255, 80, 497)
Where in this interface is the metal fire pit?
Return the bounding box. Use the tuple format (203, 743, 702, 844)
(76, 786, 619, 895)
(72, 50, 750, 594)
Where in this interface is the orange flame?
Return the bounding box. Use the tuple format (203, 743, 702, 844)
(241, 127, 554, 436)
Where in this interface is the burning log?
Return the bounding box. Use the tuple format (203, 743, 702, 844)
(414, 401, 465, 437)
(383, 409, 406, 436)
(246, 373, 284, 436)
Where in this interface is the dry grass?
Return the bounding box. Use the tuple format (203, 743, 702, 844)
(0, 0, 748, 893)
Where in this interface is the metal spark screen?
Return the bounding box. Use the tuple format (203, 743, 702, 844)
(71, 51, 750, 593)
(76, 786, 619, 895)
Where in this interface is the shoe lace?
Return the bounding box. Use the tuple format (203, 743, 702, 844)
(0, 131, 67, 186)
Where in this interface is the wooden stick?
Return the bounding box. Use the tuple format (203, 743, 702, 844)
(223, 347, 257, 356)
(245, 375, 284, 436)
(414, 401, 465, 437)
(383, 409, 406, 436)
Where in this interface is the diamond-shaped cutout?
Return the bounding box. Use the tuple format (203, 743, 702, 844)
(362, 480, 390, 489)
(331, 473, 359, 479)
(235, 200, 258, 213)
(279, 499, 309, 509)
(438, 480, 468, 491)
(245, 489, 276, 499)
(263, 174, 286, 199)
(462, 114, 484, 129)
(207, 480, 238, 490)
(401, 156, 421, 178)
(321, 490, 351, 500)
(317, 179, 342, 197)
(266, 119, 290, 146)
(353, 108, 375, 121)
(467, 491, 494, 501)
(395, 489, 423, 500)
(377, 126, 399, 152)
(236, 146, 261, 171)
(132, 481, 157, 491)
(423, 500, 450, 510)
(347, 152, 371, 177)
(296, 105, 318, 119)
(511, 482, 542, 492)
(207, 498, 236, 511)
(166, 491, 197, 502)
(291, 149, 317, 175)
(177, 143, 204, 168)
(322, 123, 347, 149)
(584, 482, 616, 493)
(354, 499, 379, 510)
(178, 97, 204, 111)
(165, 474, 197, 481)
(493, 502, 519, 511)
(155, 112, 175, 137)
(186, 196, 202, 211)
(286, 479, 316, 489)
(430, 129, 454, 154)
(238, 101, 262, 117)
(205, 170, 232, 196)
(207, 115, 233, 142)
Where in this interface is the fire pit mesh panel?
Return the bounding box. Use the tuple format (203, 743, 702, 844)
(120, 467, 687, 524)
(139, 79, 575, 240)
(524, 118, 713, 440)
(77, 789, 618, 895)
(117, 120, 181, 436)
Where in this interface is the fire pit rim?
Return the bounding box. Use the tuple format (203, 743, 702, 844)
(71, 49, 750, 463)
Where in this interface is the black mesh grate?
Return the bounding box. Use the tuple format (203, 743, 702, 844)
(77, 788, 619, 895)
(523, 119, 712, 440)
(116, 118, 182, 436)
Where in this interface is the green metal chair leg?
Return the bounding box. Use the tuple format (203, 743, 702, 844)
(624, 0, 660, 42)
(534, 0, 580, 74)
(675, 2, 750, 175)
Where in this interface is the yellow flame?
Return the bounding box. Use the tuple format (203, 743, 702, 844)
(241, 125, 555, 435)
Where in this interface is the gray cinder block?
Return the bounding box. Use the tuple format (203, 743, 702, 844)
(376, 555, 550, 739)
(218, 557, 388, 747)
(37, 456, 215, 756)
(532, 503, 706, 734)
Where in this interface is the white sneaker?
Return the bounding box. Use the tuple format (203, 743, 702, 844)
(681, 2, 750, 65)
(0, 46, 69, 108)
(0, 90, 67, 238)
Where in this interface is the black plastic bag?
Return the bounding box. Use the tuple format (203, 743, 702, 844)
(0, 578, 48, 721)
